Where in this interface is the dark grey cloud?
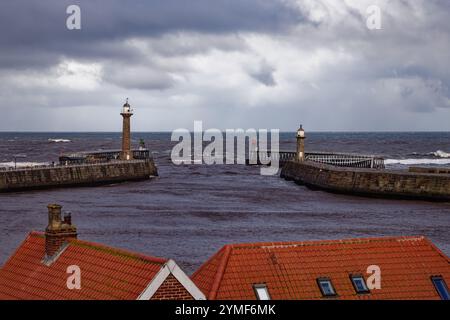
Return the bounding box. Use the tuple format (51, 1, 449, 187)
(249, 61, 277, 87)
(0, 0, 303, 69)
(103, 65, 176, 90)
(0, 0, 449, 131)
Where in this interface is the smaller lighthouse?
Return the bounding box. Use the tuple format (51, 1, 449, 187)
(296, 124, 305, 161)
(120, 99, 134, 160)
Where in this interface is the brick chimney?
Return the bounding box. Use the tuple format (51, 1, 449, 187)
(45, 204, 77, 258)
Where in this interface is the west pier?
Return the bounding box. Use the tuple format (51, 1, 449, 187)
(279, 126, 450, 201)
(0, 100, 157, 192)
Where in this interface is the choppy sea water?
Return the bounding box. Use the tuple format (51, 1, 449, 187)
(0, 132, 449, 273)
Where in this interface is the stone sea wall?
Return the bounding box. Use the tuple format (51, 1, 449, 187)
(281, 160, 450, 201)
(0, 160, 157, 192)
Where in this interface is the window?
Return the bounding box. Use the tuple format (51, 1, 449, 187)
(432, 276, 450, 300)
(253, 284, 271, 300)
(317, 278, 337, 297)
(350, 275, 370, 294)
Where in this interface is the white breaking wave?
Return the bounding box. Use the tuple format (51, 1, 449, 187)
(430, 150, 450, 158)
(385, 158, 450, 165)
(0, 161, 49, 168)
(48, 138, 71, 143)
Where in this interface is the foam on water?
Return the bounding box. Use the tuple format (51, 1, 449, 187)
(385, 158, 450, 165)
(48, 138, 71, 143)
(431, 150, 450, 158)
(0, 161, 49, 168)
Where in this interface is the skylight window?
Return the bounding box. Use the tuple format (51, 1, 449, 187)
(432, 276, 450, 300)
(350, 275, 370, 294)
(253, 284, 271, 300)
(317, 278, 337, 297)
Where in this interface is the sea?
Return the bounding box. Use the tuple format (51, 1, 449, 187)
(0, 132, 449, 273)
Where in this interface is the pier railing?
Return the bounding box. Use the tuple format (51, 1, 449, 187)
(305, 152, 385, 169)
(248, 150, 385, 169)
(0, 159, 150, 173)
(59, 149, 151, 164)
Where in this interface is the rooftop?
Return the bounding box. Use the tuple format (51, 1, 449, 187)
(192, 236, 450, 300)
(0, 231, 202, 300)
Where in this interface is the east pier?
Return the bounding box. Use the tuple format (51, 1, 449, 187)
(279, 126, 450, 201)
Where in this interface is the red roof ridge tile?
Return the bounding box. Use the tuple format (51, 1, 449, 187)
(208, 245, 232, 300)
(68, 239, 167, 265)
(0, 231, 42, 269)
(421, 236, 450, 264)
(29, 231, 44, 237)
(225, 235, 428, 251)
(191, 244, 234, 299)
(27, 230, 167, 266)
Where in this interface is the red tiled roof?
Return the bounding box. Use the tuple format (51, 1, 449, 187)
(0, 232, 167, 300)
(192, 236, 450, 300)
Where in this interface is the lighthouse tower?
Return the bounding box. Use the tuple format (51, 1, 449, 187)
(296, 124, 305, 161)
(120, 99, 134, 160)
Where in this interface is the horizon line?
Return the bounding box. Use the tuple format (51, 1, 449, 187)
(1, 130, 450, 133)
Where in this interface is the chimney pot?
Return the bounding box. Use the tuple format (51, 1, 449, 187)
(63, 211, 72, 225)
(47, 204, 62, 230)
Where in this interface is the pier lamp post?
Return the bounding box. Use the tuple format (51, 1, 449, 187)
(120, 99, 134, 161)
(13, 154, 27, 169)
(296, 125, 305, 162)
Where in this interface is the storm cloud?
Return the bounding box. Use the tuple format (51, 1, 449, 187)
(0, 0, 449, 131)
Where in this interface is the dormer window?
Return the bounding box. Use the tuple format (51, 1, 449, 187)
(317, 278, 337, 297)
(253, 284, 271, 300)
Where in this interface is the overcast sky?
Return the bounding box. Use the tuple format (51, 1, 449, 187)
(0, 0, 449, 131)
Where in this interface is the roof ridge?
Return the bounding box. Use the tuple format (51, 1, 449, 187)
(208, 245, 232, 300)
(227, 235, 427, 250)
(0, 231, 41, 270)
(30, 231, 44, 237)
(191, 245, 226, 278)
(67, 238, 167, 265)
(29, 230, 166, 265)
(421, 237, 450, 263)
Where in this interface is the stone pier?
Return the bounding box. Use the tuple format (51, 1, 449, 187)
(281, 160, 450, 201)
(0, 160, 157, 192)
